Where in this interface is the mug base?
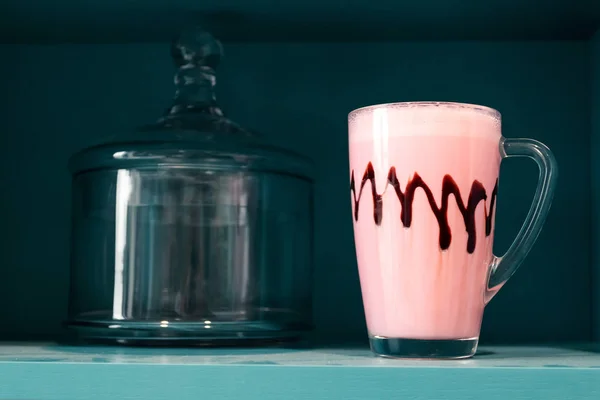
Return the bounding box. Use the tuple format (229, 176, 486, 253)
(369, 336, 479, 359)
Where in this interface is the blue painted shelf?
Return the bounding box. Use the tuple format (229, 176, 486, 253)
(0, 343, 599, 399)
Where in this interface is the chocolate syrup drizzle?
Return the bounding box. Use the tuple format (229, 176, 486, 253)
(350, 162, 498, 254)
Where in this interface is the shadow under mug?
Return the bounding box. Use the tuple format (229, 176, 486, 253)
(348, 102, 557, 359)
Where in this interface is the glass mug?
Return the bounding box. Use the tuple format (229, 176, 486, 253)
(348, 102, 557, 359)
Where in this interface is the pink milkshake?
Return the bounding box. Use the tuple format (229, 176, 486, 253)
(348, 102, 556, 358)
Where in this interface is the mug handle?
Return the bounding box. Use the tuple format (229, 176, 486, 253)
(485, 137, 558, 304)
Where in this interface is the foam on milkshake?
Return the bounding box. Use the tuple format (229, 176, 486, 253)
(349, 102, 501, 143)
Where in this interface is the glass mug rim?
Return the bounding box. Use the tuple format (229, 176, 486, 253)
(348, 101, 502, 121)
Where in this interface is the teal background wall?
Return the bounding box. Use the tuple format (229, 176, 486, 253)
(0, 41, 591, 343)
(0, 1, 597, 42)
(593, 30, 600, 342)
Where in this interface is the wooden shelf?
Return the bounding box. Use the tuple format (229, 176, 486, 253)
(0, 0, 598, 43)
(1, 343, 599, 399)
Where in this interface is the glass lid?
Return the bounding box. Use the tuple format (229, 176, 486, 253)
(68, 27, 313, 181)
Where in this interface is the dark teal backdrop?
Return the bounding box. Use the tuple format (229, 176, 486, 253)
(0, 1, 597, 42)
(0, 41, 594, 343)
(593, 32, 600, 343)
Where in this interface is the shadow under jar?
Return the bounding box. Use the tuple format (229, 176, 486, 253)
(66, 28, 314, 345)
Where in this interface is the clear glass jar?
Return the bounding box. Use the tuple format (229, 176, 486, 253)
(67, 28, 314, 344)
